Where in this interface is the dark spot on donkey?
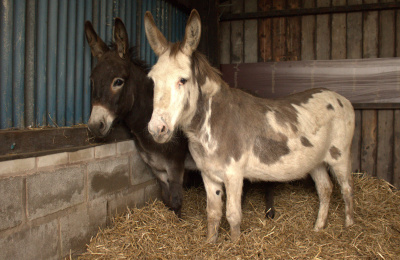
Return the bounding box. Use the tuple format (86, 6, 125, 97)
(301, 136, 313, 147)
(253, 134, 290, 165)
(329, 146, 341, 160)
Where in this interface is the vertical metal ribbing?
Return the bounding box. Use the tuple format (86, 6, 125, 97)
(125, 0, 132, 47)
(131, 0, 137, 48)
(47, 0, 58, 126)
(66, 0, 76, 126)
(0, 0, 13, 128)
(166, 2, 171, 41)
(0, 0, 187, 129)
(83, 0, 93, 123)
(92, 0, 100, 44)
(119, 0, 126, 24)
(171, 7, 176, 42)
(140, 0, 147, 61)
(13, 0, 26, 128)
(36, 0, 48, 126)
(106, 0, 113, 43)
(99, 0, 106, 41)
(25, 0, 36, 127)
(56, 0, 68, 126)
(74, 0, 85, 124)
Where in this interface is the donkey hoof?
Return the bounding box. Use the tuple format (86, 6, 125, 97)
(265, 207, 275, 219)
(345, 218, 354, 227)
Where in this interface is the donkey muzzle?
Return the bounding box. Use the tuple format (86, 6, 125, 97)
(148, 116, 172, 143)
(88, 105, 115, 138)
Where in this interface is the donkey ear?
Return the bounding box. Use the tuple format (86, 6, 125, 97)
(144, 11, 168, 56)
(114, 18, 129, 59)
(85, 21, 109, 58)
(181, 9, 201, 56)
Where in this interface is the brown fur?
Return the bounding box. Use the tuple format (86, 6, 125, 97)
(301, 136, 314, 147)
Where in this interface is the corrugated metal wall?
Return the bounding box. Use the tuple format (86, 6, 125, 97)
(0, 0, 187, 129)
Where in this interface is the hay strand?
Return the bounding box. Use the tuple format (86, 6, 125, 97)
(79, 174, 400, 259)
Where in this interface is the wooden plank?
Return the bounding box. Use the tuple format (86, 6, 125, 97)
(286, 0, 301, 61)
(220, 22, 231, 64)
(361, 110, 377, 176)
(0, 123, 132, 161)
(219, 0, 231, 64)
(221, 3, 400, 21)
(351, 110, 362, 172)
(346, 7, 362, 58)
(231, 0, 244, 63)
(316, 0, 330, 60)
(220, 59, 400, 104)
(393, 110, 400, 188)
(258, 0, 272, 61)
(397, 9, 400, 57)
(244, 0, 258, 63)
(272, 0, 286, 61)
(363, 0, 379, 58)
(379, 0, 395, 57)
(301, 0, 315, 60)
(376, 110, 394, 182)
(331, 0, 346, 59)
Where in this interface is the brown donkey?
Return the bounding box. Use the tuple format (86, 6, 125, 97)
(84, 18, 196, 217)
(144, 10, 355, 242)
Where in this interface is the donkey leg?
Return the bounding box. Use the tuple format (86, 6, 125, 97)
(330, 155, 354, 228)
(264, 182, 275, 219)
(224, 171, 244, 242)
(202, 172, 223, 243)
(152, 170, 171, 209)
(167, 165, 185, 218)
(310, 164, 333, 231)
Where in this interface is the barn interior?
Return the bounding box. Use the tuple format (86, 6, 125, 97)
(0, 0, 399, 258)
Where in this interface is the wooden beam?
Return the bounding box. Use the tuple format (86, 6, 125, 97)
(220, 2, 400, 21)
(0, 122, 132, 162)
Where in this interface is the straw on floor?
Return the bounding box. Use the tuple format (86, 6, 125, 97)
(79, 173, 400, 259)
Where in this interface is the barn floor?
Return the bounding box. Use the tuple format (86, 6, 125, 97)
(78, 173, 400, 259)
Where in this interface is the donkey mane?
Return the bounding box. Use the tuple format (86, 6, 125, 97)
(169, 42, 224, 88)
(191, 51, 224, 88)
(108, 43, 150, 73)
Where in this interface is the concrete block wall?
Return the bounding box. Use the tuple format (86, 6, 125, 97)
(0, 140, 160, 259)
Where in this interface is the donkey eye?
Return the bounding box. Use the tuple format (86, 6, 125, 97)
(179, 78, 187, 85)
(114, 78, 124, 86)
(112, 78, 125, 90)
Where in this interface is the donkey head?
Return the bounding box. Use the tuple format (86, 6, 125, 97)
(144, 9, 201, 143)
(85, 18, 135, 137)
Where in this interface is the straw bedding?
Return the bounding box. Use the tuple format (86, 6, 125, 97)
(79, 173, 400, 259)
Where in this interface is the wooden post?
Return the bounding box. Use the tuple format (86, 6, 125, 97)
(363, 0, 378, 58)
(316, 0, 330, 60)
(301, 0, 315, 60)
(244, 0, 258, 63)
(376, 110, 394, 182)
(361, 110, 377, 176)
(331, 0, 346, 59)
(258, 0, 272, 61)
(286, 0, 301, 61)
(231, 0, 244, 63)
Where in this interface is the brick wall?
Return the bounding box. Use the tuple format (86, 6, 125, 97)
(0, 140, 160, 259)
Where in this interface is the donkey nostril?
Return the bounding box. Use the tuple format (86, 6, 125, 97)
(99, 121, 105, 130)
(160, 125, 166, 134)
